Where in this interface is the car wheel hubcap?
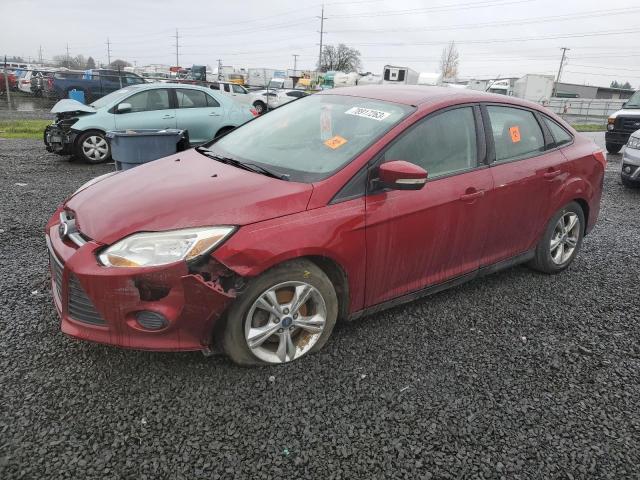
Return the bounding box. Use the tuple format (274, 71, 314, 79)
(244, 281, 327, 364)
(550, 212, 580, 265)
(82, 136, 108, 160)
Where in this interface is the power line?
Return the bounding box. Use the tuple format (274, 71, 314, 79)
(329, 0, 533, 18)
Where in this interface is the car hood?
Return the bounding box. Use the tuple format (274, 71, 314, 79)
(66, 149, 313, 245)
(51, 99, 96, 115)
(610, 108, 640, 118)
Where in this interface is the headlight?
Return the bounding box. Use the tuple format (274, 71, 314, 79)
(607, 117, 615, 131)
(73, 171, 119, 196)
(99, 226, 235, 268)
(627, 136, 640, 150)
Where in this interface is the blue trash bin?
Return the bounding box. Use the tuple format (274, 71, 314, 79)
(68, 89, 85, 104)
(106, 129, 189, 170)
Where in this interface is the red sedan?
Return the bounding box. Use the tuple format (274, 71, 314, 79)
(46, 86, 605, 365)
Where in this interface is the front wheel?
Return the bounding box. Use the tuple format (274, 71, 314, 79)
(75, 131, 110, 164)
(606, 142, 622, 154)
(529, 202, 585, 274)
(223, 260, 338, 366)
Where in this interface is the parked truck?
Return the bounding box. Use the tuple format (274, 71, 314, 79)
(247, 68, 286, 88)
(382, 65, 419, 85)
(513, 74, 555, 103)
(44, 69, 146, 102)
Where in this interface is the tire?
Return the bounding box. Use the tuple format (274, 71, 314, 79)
(253, 101, 266, 115)
(75, 130, 111, 164)
(606, 142, 622, 154)
(529, 201, 585, 274)
(622, 176, 640, 188)
(223, 259, 338, 366)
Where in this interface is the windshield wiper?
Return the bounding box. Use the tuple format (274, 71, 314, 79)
(196, 147, 289, 181)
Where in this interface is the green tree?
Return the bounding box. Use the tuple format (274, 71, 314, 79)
(86, 56, 96, 69)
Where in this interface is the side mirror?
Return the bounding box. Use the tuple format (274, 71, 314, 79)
(378, 160, 428, 191)
(116, 102, 132, 113)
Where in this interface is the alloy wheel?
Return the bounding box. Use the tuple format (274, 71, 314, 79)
(244, 281, 327, 364)
(550, 212, 580, 265)
(82, 135, 109, 161)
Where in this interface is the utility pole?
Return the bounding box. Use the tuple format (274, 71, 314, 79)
(106, 37, 112, 66)
(65, 43, 70, 69)
(38, 45, 43, 64)
(173, 29, 180, 67)
(553, 47, 570, 97)
(292, 54, 299, 73)
(217, 59, 223, 80)
(3, 55, 11, 107)
(317, 4, 327, 78)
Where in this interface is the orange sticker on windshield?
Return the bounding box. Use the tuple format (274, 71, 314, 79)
(509, 126, 521, 143)
(324, 135, 347, 149)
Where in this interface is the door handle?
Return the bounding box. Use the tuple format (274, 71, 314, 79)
(543, 169, 562, 180)
(208, 112, 221, 116)
(460, 189, 485, 202)
(162, 114, 175, 119)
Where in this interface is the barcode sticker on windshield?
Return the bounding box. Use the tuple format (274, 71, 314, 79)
(345, 107, 391, 121)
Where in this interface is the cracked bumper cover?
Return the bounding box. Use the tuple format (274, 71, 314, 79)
(46, 212, 237, 351)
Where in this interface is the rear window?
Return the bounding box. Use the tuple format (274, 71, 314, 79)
(543, 117, 573, 147)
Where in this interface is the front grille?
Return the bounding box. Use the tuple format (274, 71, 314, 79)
(618, 117, 640, 134)
(49, 249, 63, 303)
(68, 274, 105, 325)
(622, 163, 639, 176)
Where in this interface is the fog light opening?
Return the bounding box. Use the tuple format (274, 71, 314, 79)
(136, 311, 168, 331)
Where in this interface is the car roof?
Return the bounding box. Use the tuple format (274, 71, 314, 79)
(319, 85, 544, 110)
(126, 82, 214, 93)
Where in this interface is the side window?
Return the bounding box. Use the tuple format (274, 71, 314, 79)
(123, 89, 170, 112)
(487, 106, 545, 162)
(176, 89, 208, 108)
(125, 74, 143, 85)
(383, 107, 478, 178)
(542, 116, 573, 147)
(206, 93, 220, 107)
(232, 84, 245, 94)
(286, 91, 304, 98)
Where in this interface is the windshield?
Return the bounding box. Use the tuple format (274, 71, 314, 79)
(207, 94, 412, 182)
(90, 88, 136, 109)
(623, 91, 640, 109)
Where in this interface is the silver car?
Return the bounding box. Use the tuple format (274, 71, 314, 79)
(621, 129, 640, 188)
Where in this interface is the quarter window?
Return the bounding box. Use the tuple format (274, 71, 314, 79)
(206, 93, 220, 107)
(487, 106, 545, 162)
(542, 116, 572, 147)
(383, 107, 478, 179)
(123, 89, 171, 112)
(176, 89, 208, 108)
(232, 84, 245, 94)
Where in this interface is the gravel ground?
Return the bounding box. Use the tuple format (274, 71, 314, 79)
(1, 136, 639, 479)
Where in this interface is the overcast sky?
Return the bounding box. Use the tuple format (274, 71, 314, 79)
(2, 0, 639, 87)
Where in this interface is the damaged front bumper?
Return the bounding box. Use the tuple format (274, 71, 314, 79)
(45, 209, 239, 351)
(44, 124, 77, 155)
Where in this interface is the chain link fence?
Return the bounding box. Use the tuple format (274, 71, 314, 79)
(543, 98, 626, 126)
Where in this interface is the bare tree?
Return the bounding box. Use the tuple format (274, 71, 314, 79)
(319, 44, 362, 72)
(109, 59, 131, 70)
(439, 41, 459, 80)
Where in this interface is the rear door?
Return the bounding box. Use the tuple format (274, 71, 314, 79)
(174, 88, 224, 144)
(114, 88, 176, 130)
(365, 105, 494, 306)
(481, 104, 568, 265)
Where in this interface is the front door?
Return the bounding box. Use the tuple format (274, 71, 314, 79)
(114, 88, 176, 130)
(481, 104, 567, 265)
(174, 88, 224, 144)
(365, 105, 494, 307)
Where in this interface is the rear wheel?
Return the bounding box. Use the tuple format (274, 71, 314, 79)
(75, 131, 110, 164)
(529, 201, 585, 274)
(223, 260, 338, 366)
(606, 142, 622, 154)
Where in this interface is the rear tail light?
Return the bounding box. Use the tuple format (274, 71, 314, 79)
(593, 150, 607, 168)
(250, 108, 259, 117)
